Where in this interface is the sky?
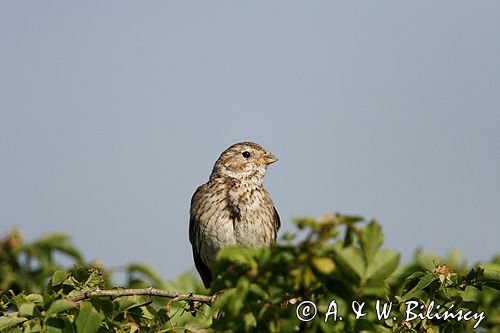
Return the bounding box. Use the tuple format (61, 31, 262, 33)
(1, 2, 499, 281)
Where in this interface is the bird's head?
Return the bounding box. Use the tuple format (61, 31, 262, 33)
(210, 142, 277, 184)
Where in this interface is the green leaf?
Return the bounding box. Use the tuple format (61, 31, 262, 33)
(248, 283, 268, 299)
(46, 317, 73, 333)
(184, 322, 210, 333)
(25, 294, 44, 306)
(216, 246, 260, 266)
(52, 271, 67, 286)
(354, 319, 381, 332)
(128, 304, 156, 320)
(358, 220, 383, 264)
(18, 303, 36, 317)
(402, 273, 438, 300)
(365, 250, 400, 283)
(213, 246, 261, 281)
(0, 316, 27, 331)
(362, 282, 387, 297)
(302, 267, 315, 288)
(212, 289, 240, 318)
(243, 312, 257, 330)
(311, 256, 336, 275)
(115, 295, 152, 312)
(75, 302, 102, 333)
(482, 268, 500, 290)
(89, 298, 114, 316)
(127, 263, 165, 286)
(344, 224, 355, 246)
(35, 233, 83, 262)
(292, 216, 316, 229)
(35, 233, 71, 245)
(332, 243, 364, 284)
(46, 299, 78, 317)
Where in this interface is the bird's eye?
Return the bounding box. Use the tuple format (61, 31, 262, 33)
(242, 151, 251, 158)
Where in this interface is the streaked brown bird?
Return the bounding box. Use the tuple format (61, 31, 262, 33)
(189, 142, 280, 288)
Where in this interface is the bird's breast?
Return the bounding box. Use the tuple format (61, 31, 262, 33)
(228, 184, 276, 246)
(195, 181, 276, 267)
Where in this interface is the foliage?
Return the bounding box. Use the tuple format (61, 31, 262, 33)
(1, 215, 499, 332)
(211, 215, 500, 332)
(0, 229, 209, 332)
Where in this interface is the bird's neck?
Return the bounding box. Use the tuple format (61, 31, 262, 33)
(210, 174, 264, 188)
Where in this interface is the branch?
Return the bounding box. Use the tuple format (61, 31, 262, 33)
(68, 287, 217, 304)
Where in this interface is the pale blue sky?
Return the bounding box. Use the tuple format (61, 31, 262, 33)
(1, 2, 499, 280)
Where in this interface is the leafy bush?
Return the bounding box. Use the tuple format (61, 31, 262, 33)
(1, 214, 499, 332)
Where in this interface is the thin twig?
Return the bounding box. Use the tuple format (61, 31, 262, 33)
(68, 287, 217, 304)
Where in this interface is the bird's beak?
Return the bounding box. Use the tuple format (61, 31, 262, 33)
(259, 152, 278, 165)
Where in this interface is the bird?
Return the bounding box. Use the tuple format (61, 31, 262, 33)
(189, 142, 280, 288)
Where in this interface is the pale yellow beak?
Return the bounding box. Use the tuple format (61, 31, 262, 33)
(259, 152, 278, 165)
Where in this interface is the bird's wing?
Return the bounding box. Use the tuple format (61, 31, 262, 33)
(273, 206, 281, 240)
(190, 223, 212, 288)
(189, 185, 212, 288)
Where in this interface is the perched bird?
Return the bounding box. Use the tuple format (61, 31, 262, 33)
(189, 142, 280, 288)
